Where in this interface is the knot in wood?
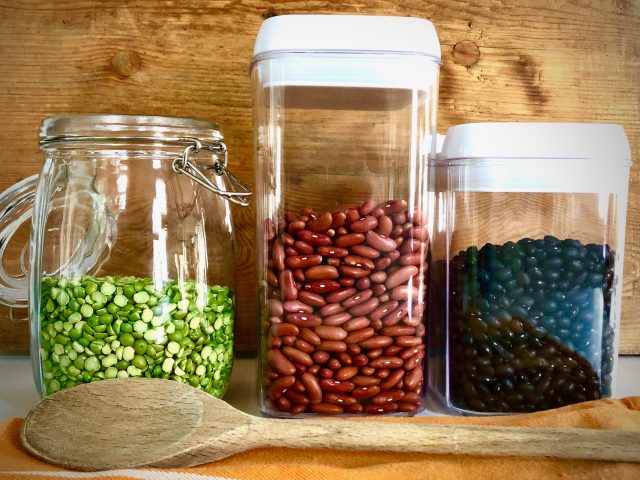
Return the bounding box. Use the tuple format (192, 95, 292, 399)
(453, 40, 480, 67)
(111, 50, 141, 78)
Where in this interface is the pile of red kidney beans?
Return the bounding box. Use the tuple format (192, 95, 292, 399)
(262, 199, 428, 415)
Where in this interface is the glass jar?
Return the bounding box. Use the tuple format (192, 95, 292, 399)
(0, 114, 250, 397)
(251, 15, 441, 416)
(428, 123, 632, 414)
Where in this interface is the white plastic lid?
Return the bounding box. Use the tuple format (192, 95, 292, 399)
(253, 15, 441, 58)
(251, 15, 441, 90)
(436, 123, 632, 193)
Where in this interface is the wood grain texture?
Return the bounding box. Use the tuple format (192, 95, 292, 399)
(21, 378, 640, 470)
(0, 0, 638, 353)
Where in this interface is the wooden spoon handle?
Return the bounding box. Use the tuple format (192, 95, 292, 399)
(263, 419, 640, 462)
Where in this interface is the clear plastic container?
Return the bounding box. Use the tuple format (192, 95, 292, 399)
(251, 15, 441, 416)
(0, 114, 250, 396)
(428, 122, 632, 414)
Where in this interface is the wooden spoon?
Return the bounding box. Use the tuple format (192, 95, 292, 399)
(21, 378, 640, 471)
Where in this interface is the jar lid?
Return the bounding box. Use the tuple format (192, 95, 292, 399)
(438, 122, 631, 163)
(434, 123, 632, 194)
(40, 114, 223, 145)
(253, 15, 441, 59)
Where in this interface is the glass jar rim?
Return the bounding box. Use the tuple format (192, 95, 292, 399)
(39, 114, 223, 146)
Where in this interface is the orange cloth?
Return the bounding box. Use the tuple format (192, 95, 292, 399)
(1, 397, 639, 480)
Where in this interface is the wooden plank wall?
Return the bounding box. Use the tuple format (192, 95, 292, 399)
(0, 0, 638, 353)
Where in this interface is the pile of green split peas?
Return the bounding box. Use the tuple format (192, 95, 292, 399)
(39, 275, 235, 397)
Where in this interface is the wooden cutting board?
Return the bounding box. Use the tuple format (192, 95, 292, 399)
(0, 0, 638, 353)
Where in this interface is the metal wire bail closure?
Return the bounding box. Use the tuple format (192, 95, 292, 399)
(172, 137, 251, 206)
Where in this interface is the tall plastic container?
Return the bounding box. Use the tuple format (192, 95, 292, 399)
(251, 15, 441, 416)
(428, 123, 632, 414)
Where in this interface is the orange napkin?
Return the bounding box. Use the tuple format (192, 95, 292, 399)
(1, 397, 639, 480)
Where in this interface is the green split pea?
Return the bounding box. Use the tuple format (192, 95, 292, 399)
(39, 275, 235, 397)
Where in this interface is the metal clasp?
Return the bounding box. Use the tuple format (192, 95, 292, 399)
(172, 137, 251, 207)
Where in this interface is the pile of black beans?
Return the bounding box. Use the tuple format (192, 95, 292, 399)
(448, 236, 615, 413)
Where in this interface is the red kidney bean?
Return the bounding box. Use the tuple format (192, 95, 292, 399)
(404, 367, 423, 391)
(380, 325, 414, 337)
(272, 240, 285, 270)
(318, 340, 347, 352)
(365, 231, 397, 252)
(285, 313, 322, 328)
(319, 302, 345, 317)
(345, 208, 360, 223)
(312, 350, 330, 364)
(341, 289, 373, 309)
(412, 302, 426, 316)
(375, 215, 393, 236)
(399, 344, 424, 360)
(266, 269, 278, 287)
(299, 327, 321, 346)
(276, 396, 292, 412)
(271, 323, 299, 337)
(289, 403, 306, 415)
(343, 316, 370, 332)
(404, 352, 424, 371)
(390, 285, 419, 301)
(348, 297, 380, 316)
(376, 199, 407, 215)
(285, 389, 310, 405)
(282, 232, 295, 246)
(347, 343, 361, 355)
(335, 233, 365, 247)
(304, 279, 341, 293)
(319, 379, 355, 393)
(297, 291, 325, 307)
(365, 403, 399, 414)
(369, 271, 387, 284)
(390, 225, 404, 238)
(305, 265, 339, 280)
(399, 252, 424, 266)
(336, 353, 352, 366)
(285, 255, 322, 269)
(330, 212, 346, 228)
(368, 356, 403, 369)
(360, 366, 376, 375)
(404, 392, 421, 405)
(319, 368, 333, 379)
(401, 315, 422, 327)
(285, 247, 298, 257)
(355, 277, 371, 290)
(398, 402, 417, 413)
(283, 300, 313, 314)
(375, 369, 390, 379)
(352, 385, 381, 399)
(395, 336, 422, 347)
(326, 258, 340, 268)
(373, 257, 392, 270)
(400, 238, 421, 255)
(359, 335, 393, 349)
(284, 212, 298, 223)
(267, 349, 296, 376)
(350, 215, 378, 233)
(371, 284, 386, 297)
(326, 359, 342, 371)
(339, 277, 355, 287)
(339, 265, 370, 279)
(336, 227, 348, 235)
(335, 366, 358, 381)
(352, 354, 368, 367)
(344, 404, 364, 414)
(279, 269, 297, 300)
(352, 375, 381, 387)
(380, 369, 404, 390)
(268, 299, 283, 316)
(301, 372, 323, 404)
(384, 345, 403, 356)
(282, 346, 313, 367)
(385, 265, 418, 289)
(293, 240, 314, 255)
(344, 327, 375, 344)
(314, 325, 348, 341)
(296, 230, 331, 246)
(316, 246, 348, 258)
(359, 199, 375, 216)
(326, 287, 356, 303)
(344, 255, 376, 270)
(310, 403, 343, 415)
(306, 211, 332, 233)
(391, 211, 406, 225)
(295, 339, 314, 354)
(381, 302, 408, 327)
(288, 220, 306, 234)
(267, 335, 281, 349)
(324, 311, 351, 326)
(372, 389, 404, 404)
(323, 393, 358, 406)
(349, 245, 380, 259)
(409, 226, 428, 241)
(293, 269, 305, 282)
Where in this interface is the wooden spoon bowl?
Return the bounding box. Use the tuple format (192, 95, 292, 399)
(21, 378, 640, 471)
